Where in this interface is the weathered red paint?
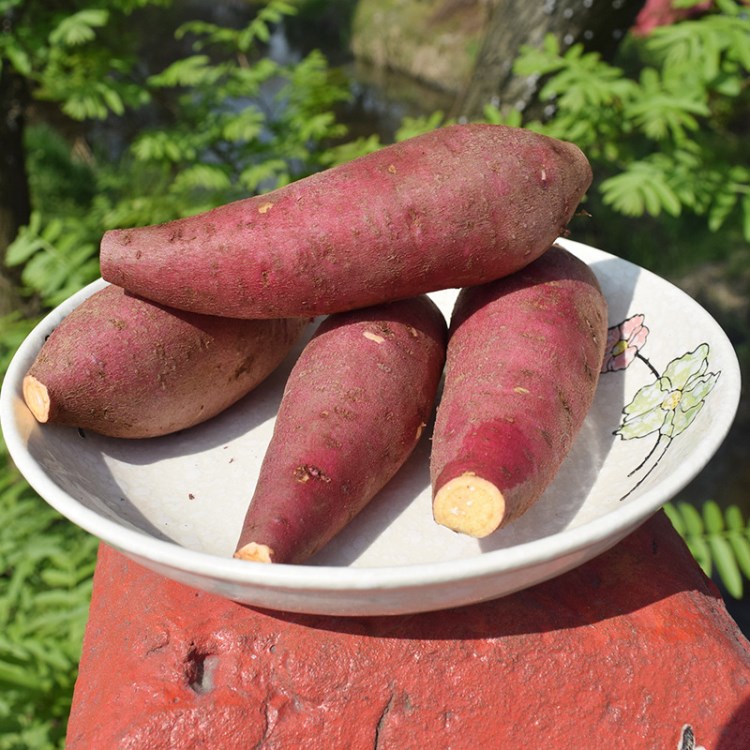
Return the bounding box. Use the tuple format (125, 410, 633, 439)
(67, 511, 750, 749)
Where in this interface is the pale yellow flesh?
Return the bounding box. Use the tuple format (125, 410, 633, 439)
(233, 542, 274, 564)
(22, 375, 51, 423)
(432, 473, 505, 538)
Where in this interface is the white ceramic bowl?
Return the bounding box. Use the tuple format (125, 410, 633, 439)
(0, 239, 741, 615)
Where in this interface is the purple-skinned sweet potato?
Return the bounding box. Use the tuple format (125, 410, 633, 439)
(430, 245, 608, 537)
(234, 294, 447, 564)
(22, 284, 307, 439)
(101, 124, 592, 319)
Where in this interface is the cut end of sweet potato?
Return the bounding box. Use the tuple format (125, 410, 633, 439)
(233, 542, 274, 564)
(433, 473, 505, 538)
(22, 375, 52, 424)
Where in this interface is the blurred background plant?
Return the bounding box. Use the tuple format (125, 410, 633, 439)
(0, 0, 748, 744)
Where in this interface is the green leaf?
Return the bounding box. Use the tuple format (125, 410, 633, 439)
(296, 111, 339, 142)
(708, 185, 739, 232)
(664, 502, 686, 536)
(672, 0, 712, 8)
(61, 92, 108, 120)
(649, 178, 682, 217)
(667, 500, 750, 599)
(0, 661, 45, 691)
(646, 10, 750, 87)
(395, 111, 446, 141)
(175, 19, 235, 48)
(234, 0, 298, 51)
(677, 501, 705, 536)
(244, 17, 271, 45)
(601, 161, 683, 218)
(626, 68, 709, 143)
(713, 0, 742, 16)
(239, 159, 289, 193)
(170, 164, 231, 193)
(728, 531, 750, 580)
(712, 70, 743, 97)
(543, 33, 560, 56)
(148, 55, 220, 88)
(100, 85, 125, 116)
(48, 9, 110, 47)
(222, 110, 265, 143)
(320, 135, 383, 169)
(725, 505, 746, 532)
(5, 232, 45, 267)
(703, 499, 725, 534)
(4, 44, 32, 77)
(685, 534, 712, 577)
(709, 534, 744, 598)
(132, 131, 195, 163)
(480, 104, 523, 128)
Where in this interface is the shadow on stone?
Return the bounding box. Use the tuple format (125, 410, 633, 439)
(253, 511, 724, 640)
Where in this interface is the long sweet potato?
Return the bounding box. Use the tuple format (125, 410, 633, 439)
(22, 284, 307, 439)
(430, 246, 608, 538)
(234, 295, 447, 564)
(101, 124, 592, 319)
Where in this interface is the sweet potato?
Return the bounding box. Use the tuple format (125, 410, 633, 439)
(22, 284, 307, 439)
(234, 295, 447, 564)
(101, 123, 592, 319)
(430, 246, 608, 538)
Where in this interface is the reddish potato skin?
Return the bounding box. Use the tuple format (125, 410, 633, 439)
(23, 285, 307, 438)
(101, 124, 592, 319)
(235, 295, 447, 564)
(430, 246, 608, 534)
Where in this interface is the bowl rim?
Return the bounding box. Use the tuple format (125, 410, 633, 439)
(0, 239, 742, 595)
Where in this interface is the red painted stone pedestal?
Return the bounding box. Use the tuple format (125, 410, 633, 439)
(67, 511, 750, 749)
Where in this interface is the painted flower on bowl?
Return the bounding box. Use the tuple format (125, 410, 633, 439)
(602, 314, 649, 373)
(615, 344, 720, 441)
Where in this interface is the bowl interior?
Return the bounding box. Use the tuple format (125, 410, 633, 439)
(0, 240, 741, 610)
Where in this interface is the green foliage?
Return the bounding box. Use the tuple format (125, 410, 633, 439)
(47, 8, 110, 48)
(600, 158, 683, 219)
(0, 1, 372, 744)
(2, 2, 748, 741)
(665, 500, 750, 599)
(0, 314, 35, 375)
(393, 110, 448, 142)
(3, 0, 359, 310)
(177, 0, 298, 51)
(0, 450, 99, 749)
(485, 0, 750, 249)
(1, 1, 165, 122)
(2, 124, 106, 310)
(125, 2, 351, 214)
(6, 211, 99, 307)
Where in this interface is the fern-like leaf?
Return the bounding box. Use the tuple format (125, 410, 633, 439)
(665, 500, 750, 598)
(601, 160, 682, 218)
(626, 67, 709, 143)
(170, 163, 232, 193)
(48, 9, 110, 47)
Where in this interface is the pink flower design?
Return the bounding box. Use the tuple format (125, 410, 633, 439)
(602, 314, 649, 373)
